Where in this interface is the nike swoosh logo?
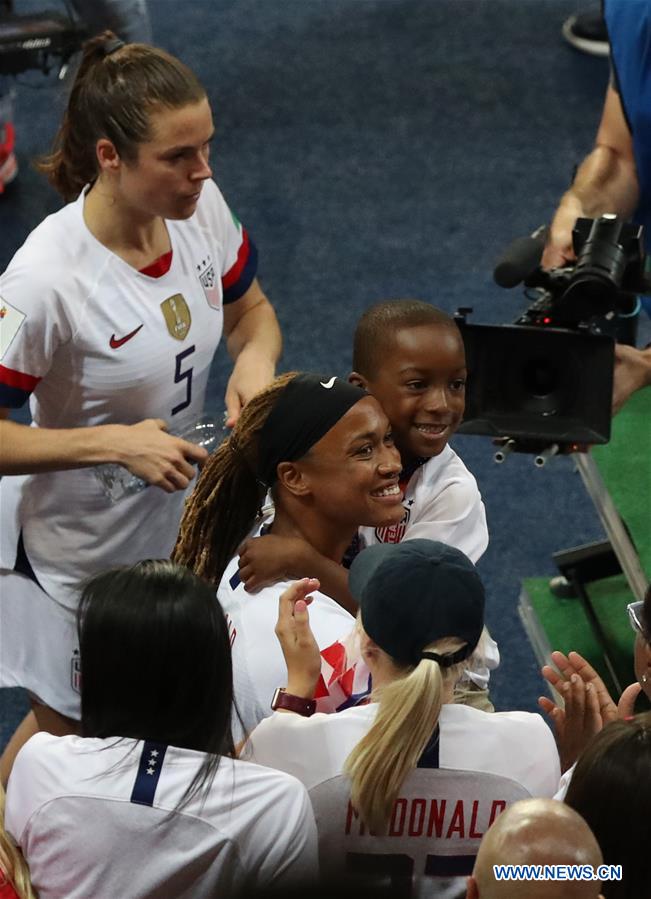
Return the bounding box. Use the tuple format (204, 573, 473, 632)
(109, 324, 144, 349)
(320, 377, 337, 389)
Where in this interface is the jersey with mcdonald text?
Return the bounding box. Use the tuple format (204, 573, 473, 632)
(0, 179, 256, 607)
(245, 702, 560, 890)
(6, 732, 317, 898)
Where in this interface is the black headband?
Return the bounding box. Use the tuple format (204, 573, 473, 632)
(256, 374, 367, 486)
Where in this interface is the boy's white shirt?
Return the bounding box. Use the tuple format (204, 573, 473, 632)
(358, 444, 488, 565)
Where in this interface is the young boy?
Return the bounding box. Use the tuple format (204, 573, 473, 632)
(238, 300, 497, 707)
(349, 300, 488, 562)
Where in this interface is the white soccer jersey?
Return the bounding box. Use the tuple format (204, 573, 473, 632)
(358, 445, 488, 564)
(245, 702, 560, 889)
(219, 529, 355, 741)
(0, 178, 256, 608)
(6, 732, 318, 899)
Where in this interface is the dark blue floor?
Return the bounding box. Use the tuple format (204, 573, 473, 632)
(1, 0, 625, 747)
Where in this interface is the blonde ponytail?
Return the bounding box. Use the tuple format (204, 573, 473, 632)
(344, 638, 466, 834)
(0, 786, 37, 899)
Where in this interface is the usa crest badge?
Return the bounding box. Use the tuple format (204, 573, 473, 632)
(71, 649, 82, 694)
(197, 258, 221, 310)
(161, 294, 191, 341)
(375, 505, 410, 544)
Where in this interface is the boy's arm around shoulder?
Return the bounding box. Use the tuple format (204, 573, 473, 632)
(238, 534, 357, 614)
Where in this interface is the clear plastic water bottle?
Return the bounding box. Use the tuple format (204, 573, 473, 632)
(95, 415, 223, 503)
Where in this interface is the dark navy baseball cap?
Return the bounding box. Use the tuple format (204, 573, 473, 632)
(348, 539, 485, 667)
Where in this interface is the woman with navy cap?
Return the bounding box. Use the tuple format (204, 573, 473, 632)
(245, 540, 560, 888)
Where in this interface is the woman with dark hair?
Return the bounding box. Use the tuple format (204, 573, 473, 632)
(0, 30, 281, 767)
(174, 371, 405, 738)
(564, 713, 651, 899)
(3, 561, 317, 898)
(244, 540, 560, 892)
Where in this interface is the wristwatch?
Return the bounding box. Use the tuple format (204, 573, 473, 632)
(271, 687, 316, 717)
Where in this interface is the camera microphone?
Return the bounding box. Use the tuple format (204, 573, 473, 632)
(493, 226, 547, 288)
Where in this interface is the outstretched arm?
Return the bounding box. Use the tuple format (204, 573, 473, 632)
(542, 84, 639, 269)
(0, 410, 207, 492)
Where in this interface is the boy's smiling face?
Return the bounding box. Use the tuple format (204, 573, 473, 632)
(353, 323, 467, 466)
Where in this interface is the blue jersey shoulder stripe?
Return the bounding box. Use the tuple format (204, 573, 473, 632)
(0, 383, 30, 408)
(223, 238, 258, 305)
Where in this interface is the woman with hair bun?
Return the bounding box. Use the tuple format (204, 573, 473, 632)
(0, 32, 280, 769)
(4, 561, 317, 898)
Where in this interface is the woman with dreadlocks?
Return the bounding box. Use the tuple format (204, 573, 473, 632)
(174, 372, 405, 739)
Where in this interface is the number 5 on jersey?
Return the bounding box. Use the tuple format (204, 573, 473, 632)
(172, 346, 195, 416)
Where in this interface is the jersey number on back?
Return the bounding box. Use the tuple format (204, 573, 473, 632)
(347, 851, 473, 898)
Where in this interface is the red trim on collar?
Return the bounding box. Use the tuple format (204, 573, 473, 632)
(139, 249, 173, 278)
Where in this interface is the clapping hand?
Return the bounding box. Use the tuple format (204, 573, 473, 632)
(275, 578, 322, 699)
(539, 650, 641, 771)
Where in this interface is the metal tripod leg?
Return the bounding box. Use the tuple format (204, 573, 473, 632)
(575, 452, 649, 602)
(570, 571, 623, 695)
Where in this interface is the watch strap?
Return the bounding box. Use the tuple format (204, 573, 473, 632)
(271, 687, 316, 717)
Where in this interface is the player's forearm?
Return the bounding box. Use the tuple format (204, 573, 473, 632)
(561, 144, 639, 222)
(226, 295, 282, 367)
(0, 419, 126, 475)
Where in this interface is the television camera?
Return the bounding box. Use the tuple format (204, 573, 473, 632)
(455, 215, 649, 463)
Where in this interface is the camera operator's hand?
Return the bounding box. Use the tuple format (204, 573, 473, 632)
(612, 343, 651, 414)
(541, 194, 584, 270)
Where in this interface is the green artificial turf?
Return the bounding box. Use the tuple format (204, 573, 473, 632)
(523, 388, 651, 697)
